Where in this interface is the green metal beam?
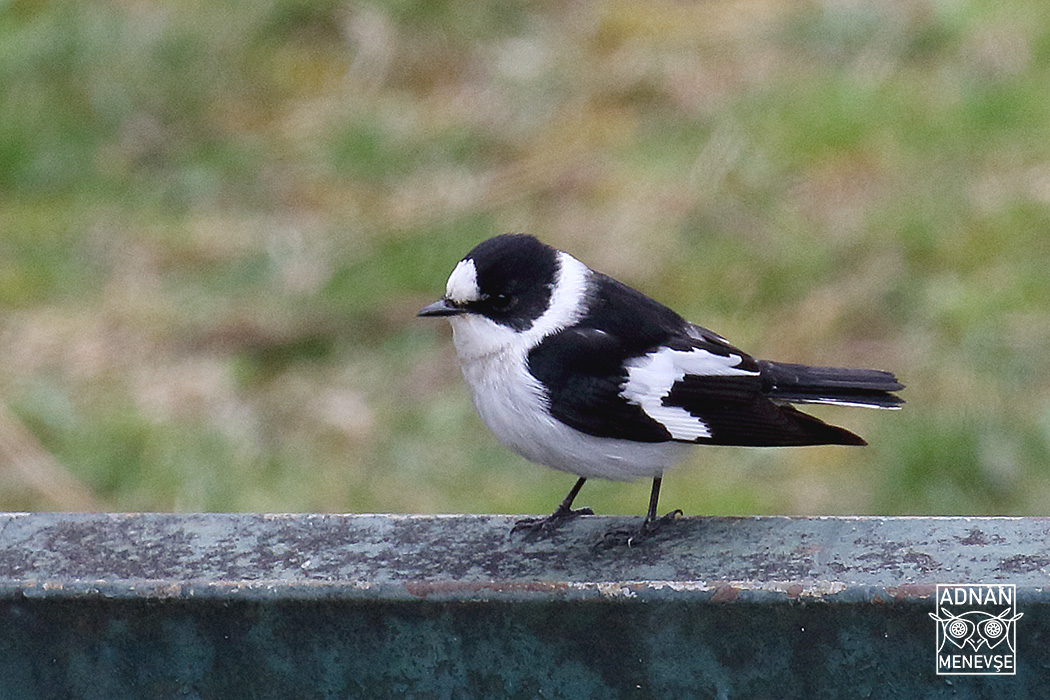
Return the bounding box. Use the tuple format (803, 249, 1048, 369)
(1, 513, 1048, 698)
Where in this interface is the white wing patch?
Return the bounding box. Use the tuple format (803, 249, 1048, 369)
(621, 347, 759, 441)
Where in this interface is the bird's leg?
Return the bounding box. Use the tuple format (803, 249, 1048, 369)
(598, 477, 682, 548)
(640, 476, 683, 535)
(512, 477, 594, 537)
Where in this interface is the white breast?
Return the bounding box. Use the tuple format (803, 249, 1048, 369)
(453, 340, 689, 481)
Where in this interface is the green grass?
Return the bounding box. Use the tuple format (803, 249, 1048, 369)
(2, 0, 1050, 517)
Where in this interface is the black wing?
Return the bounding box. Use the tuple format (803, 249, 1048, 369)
(529, 270, 883, 447)
(527, 327, 673, 443)
(663, 372, 867, 446)
(528, 321, 869, 447)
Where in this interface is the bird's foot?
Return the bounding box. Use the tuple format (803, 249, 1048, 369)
(595, 509, 683, 549)
(511, 506, 595, 539)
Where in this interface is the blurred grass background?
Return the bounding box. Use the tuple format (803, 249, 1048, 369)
(1, 0, 1049, 517)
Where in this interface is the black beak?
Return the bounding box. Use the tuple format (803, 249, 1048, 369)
(417, 299, 465, 317)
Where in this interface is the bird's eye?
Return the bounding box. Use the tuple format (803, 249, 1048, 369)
(490, 293, 513, 311)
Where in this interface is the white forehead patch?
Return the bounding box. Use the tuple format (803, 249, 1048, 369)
(445, 258, 481, 304)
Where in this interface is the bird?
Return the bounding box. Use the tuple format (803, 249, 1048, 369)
(418, 233, 903, 542)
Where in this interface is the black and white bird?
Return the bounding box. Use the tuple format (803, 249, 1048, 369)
(419, 234, 903, 540)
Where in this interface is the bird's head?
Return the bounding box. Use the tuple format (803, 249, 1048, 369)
(418, 234, 591, 358)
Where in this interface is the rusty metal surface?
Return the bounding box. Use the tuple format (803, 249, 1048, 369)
(1, 513, 1048, 601)
(2, 513, 1049, 699)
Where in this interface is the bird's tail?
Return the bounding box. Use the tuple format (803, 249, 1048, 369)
(758, 361, 904, 409)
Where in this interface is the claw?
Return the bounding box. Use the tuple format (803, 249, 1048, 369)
(511, 506, 594, 539)
(512, 477, 592, 539)
(642, 508, 683, 535)
(595, 509, 682, 549)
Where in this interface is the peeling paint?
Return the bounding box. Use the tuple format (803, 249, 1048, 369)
(593, 582, 637, 598)
(5, 514, 1050, 696)
(710, 585, 739, 602)
(2, 514, 1050, 605)
(884, 583, 938, 600)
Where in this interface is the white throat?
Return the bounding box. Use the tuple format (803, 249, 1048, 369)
(447, 251, 591, 362)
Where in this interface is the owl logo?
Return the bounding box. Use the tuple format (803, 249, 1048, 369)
(929, 607, 1024, 653)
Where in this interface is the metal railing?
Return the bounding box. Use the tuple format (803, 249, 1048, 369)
(1, 512, 1047, 698)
